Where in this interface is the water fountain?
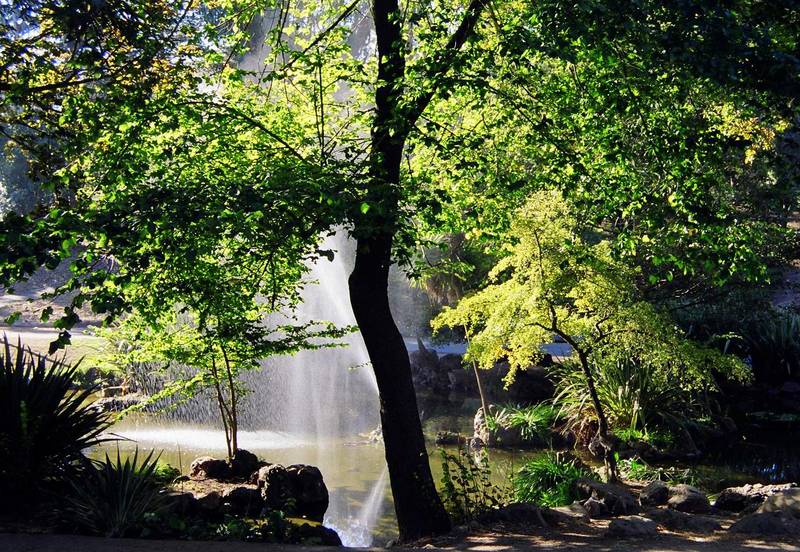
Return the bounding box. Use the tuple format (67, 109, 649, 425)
(108, 230, 393, 546)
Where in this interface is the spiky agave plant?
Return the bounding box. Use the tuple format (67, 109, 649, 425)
(0, 336, 111, 508)
(67, 448, 165, 537)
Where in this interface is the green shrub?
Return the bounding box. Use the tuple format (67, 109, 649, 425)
(152, 462, 182, 486)
(613, 427, 676, 450)
(0, 337, 111, 509)
(742, 313, 800, 382)
(438, 448, 511, 523)
(513, 452, 590, 507)
(489, 403, 558, 444)
(66, 448, 165, 537)
(553, 358, 701, 437)
(617, 457, 698, 486)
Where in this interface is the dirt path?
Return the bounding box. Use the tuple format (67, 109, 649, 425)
(2, 531, 797, 552)
(422, 527, 800, 551)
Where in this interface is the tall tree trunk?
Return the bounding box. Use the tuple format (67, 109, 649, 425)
(349, 231, 451, 541)
(346, 0, 488, 539)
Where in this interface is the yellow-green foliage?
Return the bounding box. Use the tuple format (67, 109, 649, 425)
(432, 190, 749, 389)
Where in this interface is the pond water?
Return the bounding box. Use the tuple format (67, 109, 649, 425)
(93, 398, 800, 547)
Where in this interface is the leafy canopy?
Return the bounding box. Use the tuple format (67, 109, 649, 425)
(432, 190, 750, 386)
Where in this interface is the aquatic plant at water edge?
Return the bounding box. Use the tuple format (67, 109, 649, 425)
(0, 337, 111, 509)
(488, 403, 559, 444)
(512, 452, 590, 507)
(741, 313, 800, 382)
(66, 448, 165, 537)
(552, 358, 704, 437)
(617, 457, 698, 486)
(438, 448, 511, 523)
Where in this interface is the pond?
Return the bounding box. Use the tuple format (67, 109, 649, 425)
(93, 393, 800, 547)
(93, 401, 542, 547)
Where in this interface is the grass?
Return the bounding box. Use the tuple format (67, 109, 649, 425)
(617, 457, 698, 486)
(488, 403, 559, 444)
(512, 452, 590, 507)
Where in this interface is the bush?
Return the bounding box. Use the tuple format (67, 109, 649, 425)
(488, 403, 558, 444)
(0, 337, 110, 509)
(617, 457, 698, 486)
(613, 427, 676, 450)
(742, 313, 800, 382)
(66, 448, 165, 537)
(513, 452, 590, 507)
(552, 358, 702, 438)
(438, 448, 511, 523)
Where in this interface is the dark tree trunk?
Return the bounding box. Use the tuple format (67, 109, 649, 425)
(346, 0, 488, 540)
(349, 229, 452, 541)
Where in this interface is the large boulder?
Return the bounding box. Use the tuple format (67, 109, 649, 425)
(257, 464, 294, 510)
(606, 515, 658, 537)
(221, 485, 264, 517)
(645, 508, 721, 533)
(296, 523, 343, 546)
(639, 481, 669, 507)
(715, 483, 798, 513)
(409, 340, 451, 395)
(729, 512, 800, 535)
(256, 463, 329, 522)
(757, 488, 800, 517)
(576, 479, 639, 516)
(195, 491, 222, 516)
(161, 491, 197, 516)
(190, 456, 230, 480)
(286, 464, 329, 522)
(667, 484, 711, 514)
(474, 407, 520, 447)
(549, 501, 590, 523)
(478, 503, 548, 525)
(230, 449, 262, 479)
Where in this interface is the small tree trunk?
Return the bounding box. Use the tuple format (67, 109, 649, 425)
(465, 330, 489, 419)
(220, 343, 239, 456)
(211, 356, 233, 462)
(577, 352, 618, 482)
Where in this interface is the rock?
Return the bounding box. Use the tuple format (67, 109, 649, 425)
(257, 463, 329, 522)
(296, 522, 343, 546)
(439, 353, 464, 373)
(667, 484, 711, 514)
(478, 503, 548, 525)
(195, 491, 222, 514)
(230, 449, 262, 478)
(161, 491, 196, 515)
(474, 406, 525, 447)
(257, 464, 294, 510)
(434, 431, 467, 446)
(639, 481, 669, 507)
(606, 515, 658, 537)
(286, 464, 329, 522)
(645, 508, 721, 533)
(729, 512, 800, 535)
(757, 488, 800, 517)
(504, 365, 555, 403)
(550, 501, 590, 522)
(221, 485, 264, 517)
(715, 483, 798, 513)
(583, 497, 609, 518)
(409, 340, 451, 395)
(101, 385, 125, 398)
(94, 394, 146, 412)
(576, 478, 639, 516)
(190, 456, 230, 480)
